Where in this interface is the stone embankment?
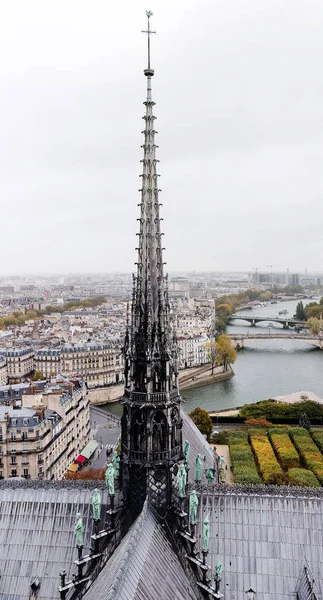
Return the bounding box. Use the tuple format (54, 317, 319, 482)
(88, 363, 234, 405)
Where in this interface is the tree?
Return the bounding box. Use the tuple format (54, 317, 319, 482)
(244, 416, 272, 429)
(306, 317, 321, 335)
(294, 301, 306, 321)
(215, 334, 237, 371)
(189, 406, 213, 440)
(205, 341, 217, 374)
(32, 370, 44, 381)
(299, 413, 311, 430)
(65, 467, 105, 480)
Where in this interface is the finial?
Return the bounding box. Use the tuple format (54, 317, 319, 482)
(142, 10, 156, 77)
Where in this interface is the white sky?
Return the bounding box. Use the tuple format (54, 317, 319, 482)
(1, 0, 323, 274)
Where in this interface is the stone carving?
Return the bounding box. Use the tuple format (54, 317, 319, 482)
(207, 468, 215, 483)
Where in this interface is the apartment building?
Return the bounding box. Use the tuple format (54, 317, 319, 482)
(0, 356, 7, 386)
(5, 348, 34, 382)
(177, 333, 209, 369)
(0, 343, 122, 388)
(60, 343, 116, 387)
(0, 378, 90, 480)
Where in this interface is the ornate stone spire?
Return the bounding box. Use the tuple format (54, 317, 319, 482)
(121, 13, 182, 514)
(124, 10, 178, 397)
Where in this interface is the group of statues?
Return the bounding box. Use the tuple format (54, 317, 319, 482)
(74, 451, 120, 548)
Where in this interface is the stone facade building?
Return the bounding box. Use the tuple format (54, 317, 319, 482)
(0, 378, 90, 480)
(0, 355, 7, 386)
(5, 347, 34, 382)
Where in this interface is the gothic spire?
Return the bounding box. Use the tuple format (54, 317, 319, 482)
(124, 11, 178, 397)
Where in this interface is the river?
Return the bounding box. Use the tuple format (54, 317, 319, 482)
(102, 297, 323, 417)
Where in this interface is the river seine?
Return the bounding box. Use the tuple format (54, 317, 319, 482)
(183, 297, 323, 413)
(103, 297, 323, 416)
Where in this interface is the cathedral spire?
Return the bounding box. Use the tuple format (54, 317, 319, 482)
(124, 10, 177, 396)
(121, 13, 182, 514)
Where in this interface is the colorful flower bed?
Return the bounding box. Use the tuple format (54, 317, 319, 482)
(227, 431, 261, 484)
(289, 427, 323, 484)
(268, 428, 300, 470)
(249, 429, 285, 484)
(288, 468, 320, 487)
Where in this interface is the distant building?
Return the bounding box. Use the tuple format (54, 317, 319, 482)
(4, 348, 34, 382)
(0, 356, 7, 386)
(177, 333, 209, 369)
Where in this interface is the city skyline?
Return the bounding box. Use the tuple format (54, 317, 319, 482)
(1, 0, 323, 273)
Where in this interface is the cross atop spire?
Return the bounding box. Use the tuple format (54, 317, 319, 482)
(142, 10, 156, 76)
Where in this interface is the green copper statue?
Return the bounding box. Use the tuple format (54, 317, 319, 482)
(184, 440, 190, 464)
(112, 452, 120, 478)
(177, 463, 187, 498)
(195, 453, 203, 482)
(91, 488, 101, 521)
(105, 462, 115, 496)
(202, 513, 210, 552)
(75, 513, 83, 548)
(189, 490, 198, 525)
(214, 558, 223, 581)
(207, 468, 215, 483)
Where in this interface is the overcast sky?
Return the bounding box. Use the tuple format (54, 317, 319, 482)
(1, 0, 323, 275)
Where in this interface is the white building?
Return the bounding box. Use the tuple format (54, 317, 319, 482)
(177, 333, 209, 370)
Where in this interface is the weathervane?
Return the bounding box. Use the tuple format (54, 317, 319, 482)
(142, 10, 156, 70)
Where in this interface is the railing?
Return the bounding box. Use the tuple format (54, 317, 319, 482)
(124, 388, 179, 404)
(124, 445, 182, 462)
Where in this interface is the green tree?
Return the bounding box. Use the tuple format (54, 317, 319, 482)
(294, 301, 306, 321)
(189, 406, 213, 440)
(205, 341, 217, 374)
(215, 334, 237, 371)
(299, 413, 311, 430)
(32, 370, 44, 381)
(306, 317, 321, 335)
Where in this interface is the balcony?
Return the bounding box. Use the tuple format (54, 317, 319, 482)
(124, 388, 179, 405)
(123, 445, 181, 463)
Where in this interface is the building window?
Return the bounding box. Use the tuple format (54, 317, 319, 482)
(10, 432, 16, 441)
(11, 457, 17, 465)
(22, 431, 28, 440)
(22, 456, 29, 464)
(11, 469, 17, 478)
(23, 468, 29, 478)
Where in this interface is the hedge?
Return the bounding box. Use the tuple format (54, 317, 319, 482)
(240, 399, 323, 420)
(288, 468, 321, 488)
(289, 427, 323, 484)
(268, 428, 300, 470)
(227, 431, 261, 485)
(249, 430, 285, 484)
(310, 429, 323, 453)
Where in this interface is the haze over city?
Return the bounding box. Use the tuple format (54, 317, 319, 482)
(1, 0, 323, 274)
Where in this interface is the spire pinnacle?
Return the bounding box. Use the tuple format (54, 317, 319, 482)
(142, 10, 155, 77)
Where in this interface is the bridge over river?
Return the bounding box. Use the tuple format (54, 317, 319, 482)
(228, 314, 305, 329)
(229, 333, 323, 349)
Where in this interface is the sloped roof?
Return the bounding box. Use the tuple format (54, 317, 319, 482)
(193, 487, 323, 599)
(181, 409, 216, 483)
(0, 483, 108, 600)
(83, 501, 198, 600)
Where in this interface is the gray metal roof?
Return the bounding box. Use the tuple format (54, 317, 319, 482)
(192, 489, 323, 599)
(83, 501, 198, 600)
(181, 409, 216, 483)
(0, 484, 108, 600)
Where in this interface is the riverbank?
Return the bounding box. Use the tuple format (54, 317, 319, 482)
(88, 362, 234, 405)
(208, 390, 323, 418)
